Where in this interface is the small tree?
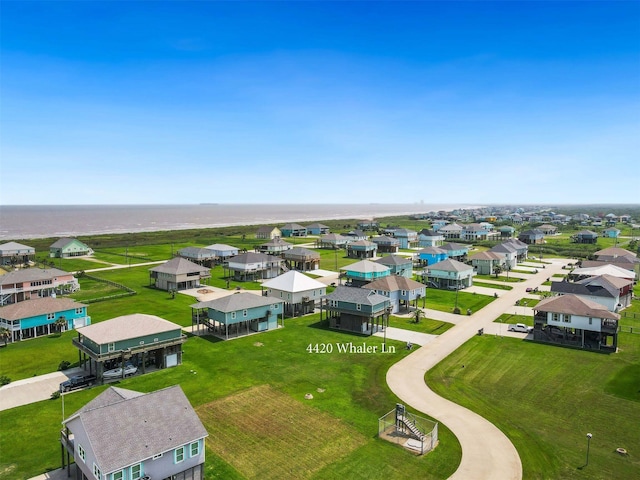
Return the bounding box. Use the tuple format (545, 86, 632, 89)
(493, 263, 503, 278)
(54, 317, 67, 333)
(413, 308, 423, 324)
(0, 327, 11, 346)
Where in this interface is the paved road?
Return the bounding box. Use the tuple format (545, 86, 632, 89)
(387, 258, 571, 480)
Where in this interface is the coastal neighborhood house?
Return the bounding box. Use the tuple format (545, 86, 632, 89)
(61, 385, 207, 480)
(205, 243, 239, 261)
(533, 294, 620, 352)
(255, 226, 282, 239)
(191, 292, 284, 339)
(363, 276, 426, 314)
(374, 254, 413, 277)
(340, 260, 391, 287)
(323, 286, 391, 335)
(50, 238, 93, 258)
(149, 257, 211, 291)
(371, 235, 400, 253)
(262, 271, 326, 316)
(424, 259, 475, 290)
(257, 237, 293, 255)
(550, 275, 634, 312)
(0, 241, 35, 266)
(72, 314, 187, 381)
(281, 223, 307, 237)
(306, 223, 330, 235)
(0, 297, 89, 342)
(281, 247, 321, 271)
(177, 246, 219, 267)
(470, 251, 503, 276)
(0, 268, 79, 306)
(224, 252, 284, 281)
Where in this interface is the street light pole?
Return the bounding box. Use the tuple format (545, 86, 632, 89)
(585, 433, 593, 467)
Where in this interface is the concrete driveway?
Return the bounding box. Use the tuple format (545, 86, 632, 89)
(387, 258, 571, 480)
(0, 367, 84, 411)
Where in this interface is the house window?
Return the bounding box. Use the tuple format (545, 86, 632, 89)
(75, 308, 83, 314)
(272, 304, 277, 309)
(589, 317, 593, 325)
(112, 471, 124, 480)
(175, 446, 185, 463)
(47, 313, 55, 320)
(552, 313, 559, 323)
(152, 453, 163, 460)
(93, 463, 101, 479)
(563, 314, 571, 323)
(231, 312, 236, 319)
(130, 463, 142, 480)
(77, 444, 86, 462)
(190, 441, 200, 457)
(356, 304, 361, 311)
(108, 343, 115, 352)
(243, 309, 248, 317)
(401, 290, 407, 296)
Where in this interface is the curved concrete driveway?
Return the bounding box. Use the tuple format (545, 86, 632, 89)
(387, 258, 571, 480)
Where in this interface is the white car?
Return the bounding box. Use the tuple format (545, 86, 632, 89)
(508, 323, 533, 333)
(103, 363, 137, 380)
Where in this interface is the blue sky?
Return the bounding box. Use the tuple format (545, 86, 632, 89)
(1, 1, 639, 205)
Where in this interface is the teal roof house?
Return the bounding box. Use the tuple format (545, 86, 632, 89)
(323, 286, 390, 334)
(374, 255, 413, 277)
(60, 385, 207, 480)
(340, 260, 390, 287)
(191, 292, 284, 339)
(0, 241, 35, 266)
(50, 238, 93, 258)
(73, 314, 187, 381)
(499, 226, 516, 238)
(347, 240, 378, 259)
(0, 297, 89, 343)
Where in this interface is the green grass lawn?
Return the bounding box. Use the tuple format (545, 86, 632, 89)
(494, 313, 533, 327)
(388, 316, 454, 335)
(424, 289, 495, 314)
(472, 281, 513, 291)
(0, 315, 462, 480)
(474, 274, 524, 283)
(426, 332, 640, 479)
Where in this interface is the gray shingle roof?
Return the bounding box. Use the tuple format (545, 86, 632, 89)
(440, 242, 468, 252)
(65, 385, 207, 474)
(374, 255, 412, 266)
(228, 252, 280, 264)
(77, 314, 182, 345)
(324, 286, 389, 306)
(340, 260, 390, 274)
(192, 292, 282, 311)
(470, 251, 502, 261)
(0, 297, 86, 321)
(535, 294, 619, 320)
(428, 258, 473, 272)
(363, 276, 425, 292)
(149, 257, 209, 275)
(0, 242, 35, 252)
(0, 267, 70, 285)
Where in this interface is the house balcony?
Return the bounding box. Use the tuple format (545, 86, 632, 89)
(60, 430, 74, 453)
(601, 320, 619, 334)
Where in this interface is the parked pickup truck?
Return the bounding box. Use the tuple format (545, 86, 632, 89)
(59, 374, 96, 392)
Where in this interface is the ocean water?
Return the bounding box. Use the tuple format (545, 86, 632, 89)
(0, 203, 472, 240)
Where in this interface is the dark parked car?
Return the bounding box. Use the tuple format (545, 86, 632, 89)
(59, 374, 96, 392)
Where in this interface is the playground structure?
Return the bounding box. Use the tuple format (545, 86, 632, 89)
(378, 403, 438, 455)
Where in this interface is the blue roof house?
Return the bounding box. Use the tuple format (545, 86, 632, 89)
(603, 228, 621, 239)
(418, 247, 448, 266)
(0, 297, 89, 342)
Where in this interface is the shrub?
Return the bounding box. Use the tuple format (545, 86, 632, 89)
(58, 361, 71, 371)
(453, 307, 461, 315)
(0, 375, 11, 386)
(50, 390, 61, 400)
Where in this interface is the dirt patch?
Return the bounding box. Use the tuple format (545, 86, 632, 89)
(197, 288, 213, 294)
(196, 385, 366, 480)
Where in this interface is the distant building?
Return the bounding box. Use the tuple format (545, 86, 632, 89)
(149, 257, 211, 291)
(262, 271, 326, 316)
(306, 223, 330, 235)
(374, 255, 413, 277)
(256, 226, 282, 240)
(340, 259, 390, 287)
(0, 242, 35, 266)
(281, 223, 307, 237)
(0, 267, 79, 305)
(323, 286, 390, 335)
(50, 238, 93, 258)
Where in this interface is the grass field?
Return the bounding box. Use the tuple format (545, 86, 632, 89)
(472, 281, 513, 291)
(387, 316, 454, 335)
(426, 333, 640, 479)
(0, 314, 462, 480)
(197, 385, 368, 480)
(423, 289, 495, 314)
